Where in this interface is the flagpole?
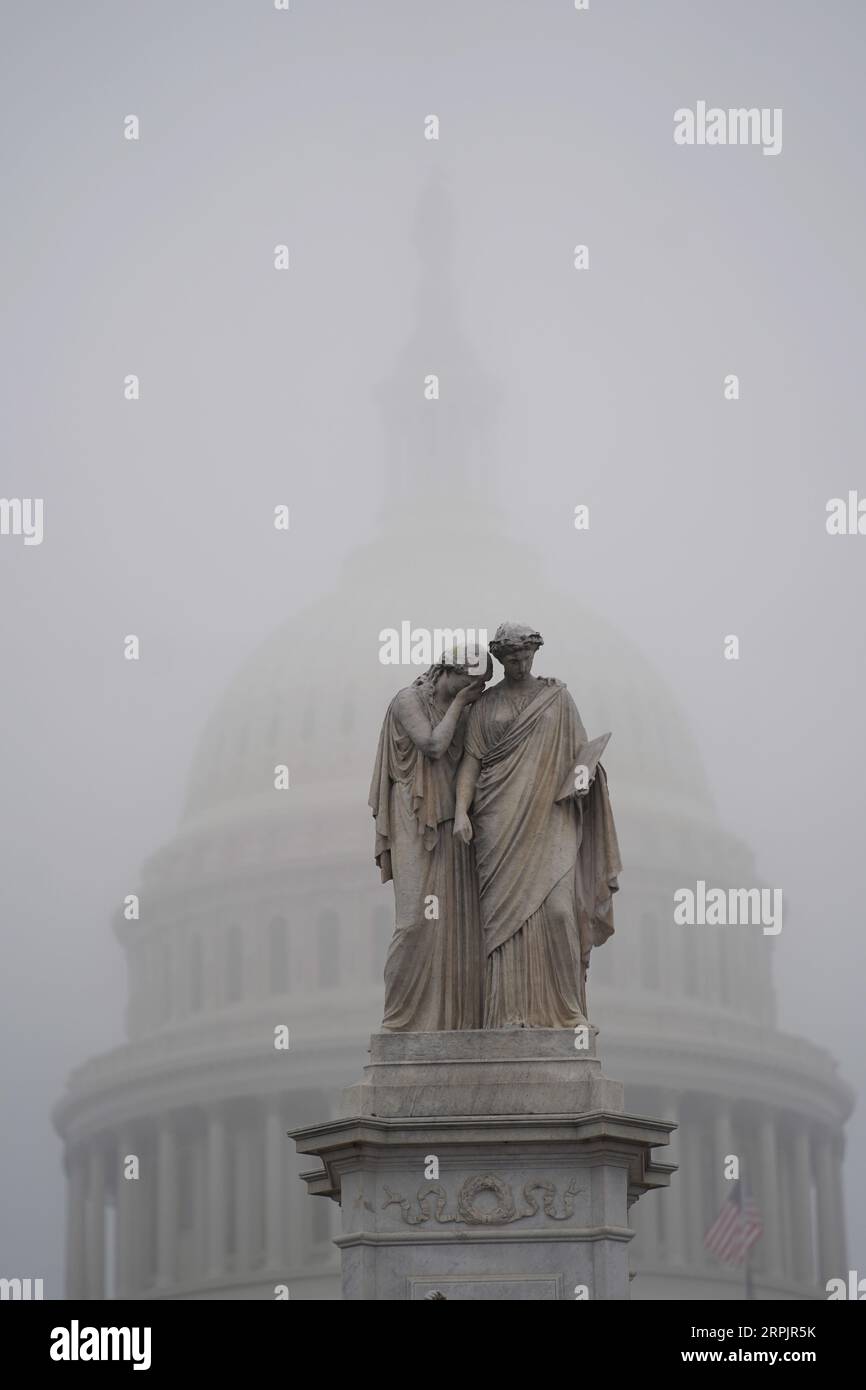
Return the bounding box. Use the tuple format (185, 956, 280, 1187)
(742, 1177, 754, 1300)
(703, 1172, 763, 1293)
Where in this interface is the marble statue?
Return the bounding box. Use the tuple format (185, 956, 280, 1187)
(369, 646, 491, 1030)
(454, 623, 621, 1028)
(370, 623, 621, 1031)
(297, 636, 656, 1306)
(301, 632, 657, 1304)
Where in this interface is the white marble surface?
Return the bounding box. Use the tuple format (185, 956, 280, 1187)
(293, 1030, 674, 1300)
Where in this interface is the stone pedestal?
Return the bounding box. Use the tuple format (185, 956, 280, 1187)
(291, 1030, 675, 1301)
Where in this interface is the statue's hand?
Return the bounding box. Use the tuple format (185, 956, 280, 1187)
(453, 811, 473, 844)
(457, 676, 486, 707)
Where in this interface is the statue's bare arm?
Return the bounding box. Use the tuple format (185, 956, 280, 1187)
(393, 687, 469, 761)
(453, 753, 481, 842)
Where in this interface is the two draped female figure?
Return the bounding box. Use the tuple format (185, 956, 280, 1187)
(370, 624, 621, 1031)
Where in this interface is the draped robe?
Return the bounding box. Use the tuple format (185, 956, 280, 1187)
(464, 678, 621, 1028)
(368, 684, 483, 1030)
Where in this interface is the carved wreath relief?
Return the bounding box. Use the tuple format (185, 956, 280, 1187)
(382, 1173, 582, 1226)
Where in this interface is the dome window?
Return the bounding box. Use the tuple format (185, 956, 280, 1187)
(226, 926, 244, 1004)
(268, 917, 289, 995)
(189, 936, 203, 1013)
(317, 911, 339, 988)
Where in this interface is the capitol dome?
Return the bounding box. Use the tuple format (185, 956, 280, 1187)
(52, 527, 853, 1301)
(52, 181, 852, 1301)
(181, 526, 715, 820)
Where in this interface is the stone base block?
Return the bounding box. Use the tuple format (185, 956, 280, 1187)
(292, 1030, 675, 1301)
(339, 1028, 623, 1118)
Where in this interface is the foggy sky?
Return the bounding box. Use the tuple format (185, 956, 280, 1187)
(1, 0, 864, 1292)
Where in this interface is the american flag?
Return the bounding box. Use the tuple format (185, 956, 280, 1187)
(704, 1180, 763, 1264)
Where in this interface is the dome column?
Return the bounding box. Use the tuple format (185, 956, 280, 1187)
(712, 1101, 734, 1206)
(757, 1111, 782, 1279)
(234, 1120, 255, 1272)
(791, 1123, 815, 1284)
(114, 1128, 137, 1298)
(815, 1128, 842, 1284)
(206, 1106, 228, 1279)
(156, 1116, 178, 1289)
(192, 1125, 207, 1284)
(64, 1149, 87, 1299)
(832, 1135, 847, 1276)
(204, 933, 222, 1012)
(264, 1098, 286, 1273)
(85, 1143, 106, 1300)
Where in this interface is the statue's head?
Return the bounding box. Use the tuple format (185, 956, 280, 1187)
(422, 643, 493, 698)
(489, 622, 544, 680)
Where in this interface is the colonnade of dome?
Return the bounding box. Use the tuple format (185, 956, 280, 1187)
(53, 549, 853, 1300)
(54, 781, 851, 1299)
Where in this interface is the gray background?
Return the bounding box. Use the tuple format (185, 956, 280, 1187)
(1, 0, 863, 1293)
